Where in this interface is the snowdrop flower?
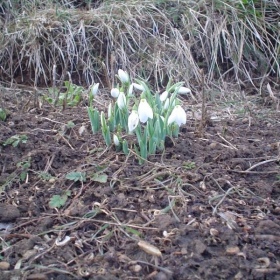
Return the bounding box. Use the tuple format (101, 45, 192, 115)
(91, 83, 99, 96)
(128, 84, 134, 96)
(163, 97, 170, 110)
(160, 91, 168, 102)
(178, 87, 191, 94)
(138, 99, 153, 123)
(118, 69, 129, 83)
(132, 83, 145, 91)
(128, 110, 139, 132)
(111, 88, 120, 98)
(117, 92, 126, 109)
(113, 134, 120, 146)
(167, 105, 186, 126)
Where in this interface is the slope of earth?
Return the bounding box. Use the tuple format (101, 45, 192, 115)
(0, 87, 280, 280)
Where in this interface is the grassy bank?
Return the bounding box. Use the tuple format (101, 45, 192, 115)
(0, 0, 279, 94)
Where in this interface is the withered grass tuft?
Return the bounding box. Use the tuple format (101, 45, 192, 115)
(0, 0, 279, 95)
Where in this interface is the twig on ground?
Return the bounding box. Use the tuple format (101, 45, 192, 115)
(230, 158, 279, 174)
(217, 133, 238, 150)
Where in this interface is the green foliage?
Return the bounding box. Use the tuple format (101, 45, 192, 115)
(67, 121, 75, 129)
(0, 108, 7, 121)
(16, 157, 31, 182)
(38, 172, 55, 181)
(3, 135, 28, 147)
(123, 225, 142, 237)
(236, 0, 262, 18)
(88, 73, 187, 164)
(49, 191, 71, 209)
(45, 81, 83, 107)
(88, 107, 100, 134)
(65, 172, 86, 182)
(182, 161, 196, 170)
(90, 173, 108, 183)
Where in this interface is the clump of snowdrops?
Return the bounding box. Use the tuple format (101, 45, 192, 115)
(87, 70, 190, 164)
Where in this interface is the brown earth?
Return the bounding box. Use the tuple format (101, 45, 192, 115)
(0, 87, 280, 280)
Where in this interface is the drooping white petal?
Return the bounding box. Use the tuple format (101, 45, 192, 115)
(167, 105, 186, 126)
(113, 134, 120, 146)
(118, 69, 129, 83)
(91, 83, 99, 96)
(178, 87, 191, 94)
(132, 83, 145, 91)
(167, 111, 176, 126)
(117, 92, 126, 109)
(128, 110, 139, 132)
(138, 99, 153, 123)
(128, 84, 134, 96)
(111, 88, 120, 98)
(163, 97, 170, 110)
(160, 91, 168, 102)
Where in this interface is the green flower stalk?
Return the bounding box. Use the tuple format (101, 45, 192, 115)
(101, 111, 111, 146)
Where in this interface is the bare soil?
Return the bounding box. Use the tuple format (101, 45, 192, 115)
(0, 88, 280, 280)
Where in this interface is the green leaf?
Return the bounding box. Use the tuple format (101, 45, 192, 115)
(90, 173, 108, 183)
(0, 108, 7, 121)
(20, 171, 27, 182)
(12, 140, 20, 147)
(87, 107, 100, 134)
(3, 137, 15, 146)
(67, 121, 75, 128)
(122, 139, 129, 155)
(65, 172, 86, 182)
(123, 226, 142, 237)
(39, 172, 54, 181)
(49, 192, 70, 209)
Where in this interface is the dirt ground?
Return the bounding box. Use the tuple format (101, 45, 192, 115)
(0, 87, 280, 280)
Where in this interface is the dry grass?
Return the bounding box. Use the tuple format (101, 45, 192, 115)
(0, 0, 279, 97)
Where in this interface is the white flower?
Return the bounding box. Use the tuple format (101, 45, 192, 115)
(167, 105, 186, 126)
(132, 83, 145, 91)
(111, 88, 120, 98)
(178, 87, 191, 94)
(118, 69, 129, 83)
(117, 92, 126, 109)
(128, 110, 139, 132)
(138, 99, 153, 123)
(163, 97, 170, 110)
(91, 83, 99, 96)
(160, 91, 168, 102)
(128, 84, 134, 96)
(113, 134, 120, 146)
(108, 102, 112, 119)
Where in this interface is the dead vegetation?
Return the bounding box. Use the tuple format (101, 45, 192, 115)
(0, 0, 279, 95)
